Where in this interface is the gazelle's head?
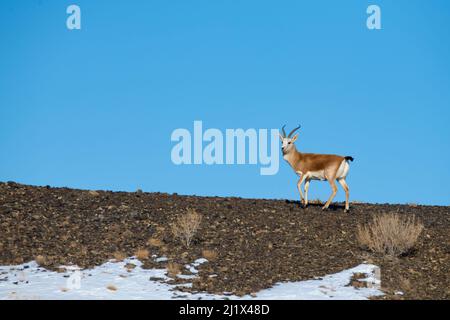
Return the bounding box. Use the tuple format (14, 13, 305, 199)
(279, 125, 301, 155)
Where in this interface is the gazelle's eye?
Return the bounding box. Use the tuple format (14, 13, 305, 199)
(288, 142, 291, 144)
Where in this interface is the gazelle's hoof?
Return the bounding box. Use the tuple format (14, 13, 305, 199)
(321, 206, 328, 211)
(344, 209, 350, 213)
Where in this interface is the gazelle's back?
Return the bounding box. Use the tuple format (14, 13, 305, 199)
(298, 153, 345, 172)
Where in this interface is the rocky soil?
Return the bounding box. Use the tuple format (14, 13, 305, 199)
(0, 181, 448, 299)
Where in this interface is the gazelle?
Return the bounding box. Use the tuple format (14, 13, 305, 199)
(280, 125, 354, 212)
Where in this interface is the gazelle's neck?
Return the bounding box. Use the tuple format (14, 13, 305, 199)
(283, 146, 302, 168)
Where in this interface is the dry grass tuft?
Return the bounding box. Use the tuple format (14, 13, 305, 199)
(88, 190, 100, 196)
(347, 272, 369, 288)
(167, 262, 182, 278)
(202, 249, 218, 261)
(357, 213, 423, 257)
(147, 237, 163, 247)
(398, 275, 412, 293)
(171, 208, 202, 248)
(113, 251, 127, 261)
(309, 199, 322, 205)
(134, 248, 149, 260)
(35, 255, 47, 266)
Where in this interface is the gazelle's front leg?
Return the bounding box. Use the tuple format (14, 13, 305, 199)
(297, 174, 306, 205)
(304, 179, 311, 207)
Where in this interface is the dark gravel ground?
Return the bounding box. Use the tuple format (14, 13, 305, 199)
(0, 181, 448, 299)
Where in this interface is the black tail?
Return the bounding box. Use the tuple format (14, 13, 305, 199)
(345, 156, 354, 162)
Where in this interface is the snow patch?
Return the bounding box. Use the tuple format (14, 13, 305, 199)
(155, 256, 168, 263)
(0, 259, 383, 300)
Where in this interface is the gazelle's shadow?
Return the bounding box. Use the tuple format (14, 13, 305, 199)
(286, 200, 345, 212)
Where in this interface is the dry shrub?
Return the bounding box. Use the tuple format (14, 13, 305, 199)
(88, 190, 100, 196)
(398, 275, 412, 293)
(357, 213, 423, 256)
(147, 238, 163, 247)
(309, 198, 322, 205)
(347, 272, 369, 289)
(160, 245, 169, 253)
(167, 262, 181, 278)
(156, 226, 166, 233)
(113, 251, 127, 261)
(171, 208, 202, 247)
(35, 255, 47, 266)
(134, 248, 149, 260)
(202, 249, 218, 261)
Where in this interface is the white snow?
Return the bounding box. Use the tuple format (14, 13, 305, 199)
(250, 264, 382, 300)
(192, 258, 208, 266)
(155, 256, 168, 263)
(0, 258, 383, 300)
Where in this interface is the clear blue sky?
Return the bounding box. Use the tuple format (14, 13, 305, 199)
(1, 1, 449, 205)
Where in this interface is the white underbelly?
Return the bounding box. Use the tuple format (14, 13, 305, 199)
(296, 170, 326, 181)
(308, 170, 326, 181)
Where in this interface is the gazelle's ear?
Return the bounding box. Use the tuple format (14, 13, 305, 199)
(291, 134, 299, 142)
(278, 133, 284, 141)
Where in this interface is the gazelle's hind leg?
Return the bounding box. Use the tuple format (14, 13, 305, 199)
(337, 178, 350, 212)
(304, 179, 311, 207)
(322, 178, 338, 210)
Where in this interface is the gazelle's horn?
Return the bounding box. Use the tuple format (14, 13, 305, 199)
(288, 125, 301, 138)
(281, 125, 287, 137)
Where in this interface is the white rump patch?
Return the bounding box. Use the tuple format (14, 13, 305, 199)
(336, 160, 350, 179)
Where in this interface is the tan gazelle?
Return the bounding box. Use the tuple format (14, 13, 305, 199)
(280, 125, 354, 212)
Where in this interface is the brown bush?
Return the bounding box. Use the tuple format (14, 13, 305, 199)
(113, 251, 127, 261)
(147, 238, 163, 247)
(134, 248, 149, 260)
(35, 255, 47, 266)
(357, 213, 423, 256)
(171, 208, 202, 247)
(202, 249, 218, 261)
(398, 275, 412, 293)
(167, 262, 182, 278)
(309, 198, 322, 205)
